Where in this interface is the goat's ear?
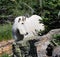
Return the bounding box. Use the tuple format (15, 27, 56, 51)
(24, 17, 26, 20)
(18, 18, 21, 22)
(22, 16, 26, 21)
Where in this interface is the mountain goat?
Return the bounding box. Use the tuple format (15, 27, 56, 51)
(12, 15, 45, 41)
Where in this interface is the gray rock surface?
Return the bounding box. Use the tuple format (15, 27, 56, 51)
(52, 46, 60, 57)
(35, 29, 60, 57)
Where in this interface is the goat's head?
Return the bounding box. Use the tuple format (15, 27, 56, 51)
(12, 16, 28, 41)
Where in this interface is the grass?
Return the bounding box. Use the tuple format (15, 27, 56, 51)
(0, 53, 11, 57)
(0, 23, 12, 41)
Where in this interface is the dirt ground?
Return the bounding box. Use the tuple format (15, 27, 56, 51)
(0, 39, 14, 55)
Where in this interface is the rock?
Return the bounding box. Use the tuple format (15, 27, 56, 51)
(52, 46, 60, 57)
(35, 29, 60, 57)
(40, 28, 60, 41)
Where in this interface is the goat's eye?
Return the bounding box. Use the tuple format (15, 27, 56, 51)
(25, 32, 28, 35)
(18, 18, 21, 22)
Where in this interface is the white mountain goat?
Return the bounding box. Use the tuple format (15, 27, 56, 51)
(12, 15, 45, 41)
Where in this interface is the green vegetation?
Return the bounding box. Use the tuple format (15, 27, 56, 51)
(41, 0, 60, 33)
(0, 0, 37, 16)
(52, 34, 60, 45)
(0, 23, 12, 41)
(0, 53, 11, 57)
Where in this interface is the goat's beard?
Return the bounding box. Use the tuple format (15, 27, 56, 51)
(16, 29, 24, 41)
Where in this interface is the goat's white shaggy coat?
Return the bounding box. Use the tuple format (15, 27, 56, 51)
(12, 15, 45, 41)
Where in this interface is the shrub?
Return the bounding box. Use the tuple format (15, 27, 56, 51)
(41, 0, 60, 32)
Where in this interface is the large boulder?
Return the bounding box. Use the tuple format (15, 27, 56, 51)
(35, 29, 60, 57)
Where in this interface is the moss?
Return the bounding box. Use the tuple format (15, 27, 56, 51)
(52, 34, 60, 45)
